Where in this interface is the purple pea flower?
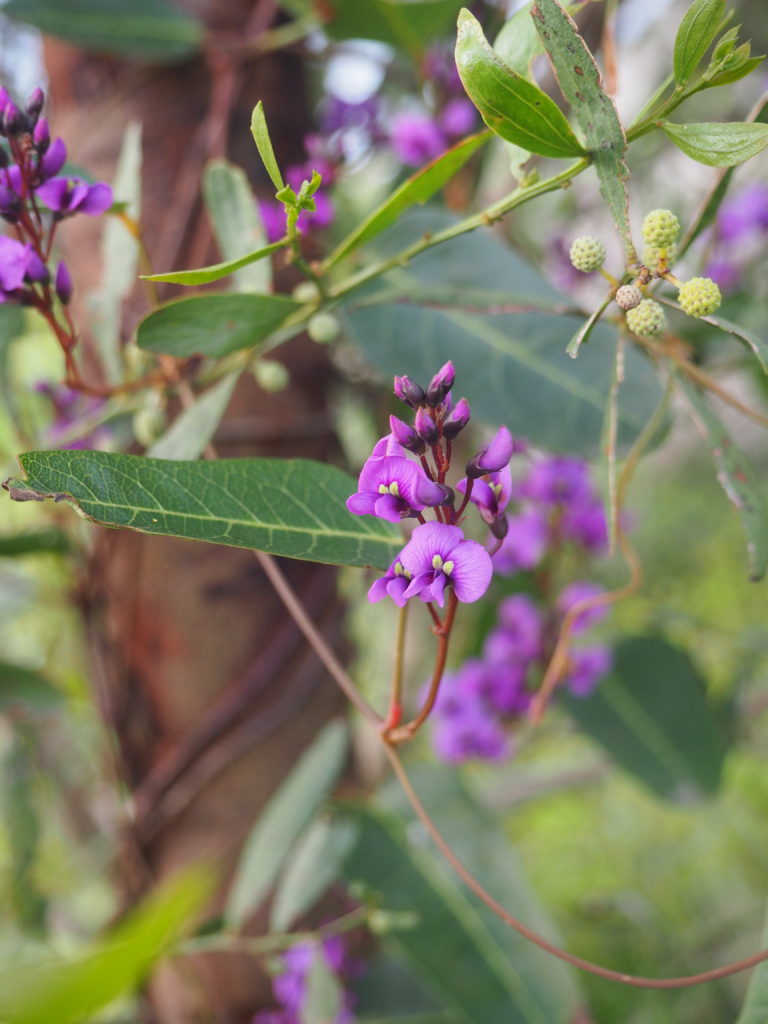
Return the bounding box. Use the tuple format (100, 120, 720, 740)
(368, 556, 412, 607)
(493, 507, 549, 574)
(557, 580, 608, 633)
(390, 111, 446, 166)
(522, 456, 593, 506)
(426, 359, 455, 405)
(717, 184, 768, 242)
(457, 464, 512, 525)
(561, 497, 607, 551)
(55, 260, 73, 305)
(484, 593, 543, 663)
(399, 521, 493, 606)
(432, 679, 509, 763)
(466, 425, 514, 478)
(439, 98, 477, 139)
(347, 454, 445, 522)
(393, 374, 425, 408)
(258, 199, 286, 243)
(389, 414, 426, 454)
(566, 645, 613, 697)
(36, 174, 113, 217)
(443, 397, 471, 439)
(0, 236, 32, 298)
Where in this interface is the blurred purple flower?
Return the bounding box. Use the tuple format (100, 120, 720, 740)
(258, 199, 286, 243)
(36, 175, 113, 217)
(485, 593, 544, 663)
(557, 581, 607, 633)
(438, 98, 476, 139)
(493, 507, 549, 574)
(717, 184, 768, 242)
(322, 95, 380, 136)
(457, 464, 512, 524)
(0, 236, 32, 297)
(522, 456, 593, 506)
(561, 497, 608, 552)
(432, 685, 509, 763)
(390, 111, 446, 166)
(423, 44, 463, 93)
(36, 381, 108, 449)
(704, 255, 742, 294)
(566, 645, 613, 697)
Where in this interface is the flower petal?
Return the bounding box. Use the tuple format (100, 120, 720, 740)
(448, 539, 493, 603)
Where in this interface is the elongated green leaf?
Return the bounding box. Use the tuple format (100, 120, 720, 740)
(143, 240, 286, 287)
(677, 377, 768, 580)
(326, 131, 490, 267)
(203, 159, 273, 293)
(735, 903, 768, 1024)
(563, 635, 731, 800)
(303, 947, 344, 1024)
(147, 372, 239, 461)
(0, 869, 211, 1024)
(324, 0, 464, 51)
(3, 451, 401, 569)
(698, 312, 768, 375)
(494, 1, 543, 76)
(226, 721, 348, 929)
(531, 0, 632, 253)
(673, 0, 725, 85)
(136, 293, 300, 358)
(251, 101, 285, 192)
(0, 662, 63, 713)
(0, 529, 70, 557)
(566, 293, 612, 358)
(271, 818, 358, 932)
(455, 10, 585, 159)
(4, 0, 202, 61)
(662, 120, 768, 166)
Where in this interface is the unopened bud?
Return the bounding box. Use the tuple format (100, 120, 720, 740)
(3, 102, 25, 137)
(253, 359, 289, 392)
(32, 116, 50, 153)
(489, 515, 509, 540)
(55, 260, 73, 305)
(0, 185, 20, 220)
(306, 311, 339, 344)
(425, 360, 455, 406)
(443, 397, 471, 440)
(25, 87, 44, 121)
(393, 374, 425, 409)
(466, 425, 514, 478)
(24, 252, 49, 284)
(389, 414, 426, 455)
(414, 407, 439, 445)
(39, 137, 67, 181)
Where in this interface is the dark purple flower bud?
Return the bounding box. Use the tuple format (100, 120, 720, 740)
(3, 102, 25, 137)
(443, 397, 471, 439)
(0, 184, 19, 220)
(24, 252, 50, 284)
(393, 374, 425, 409)
(39, 137, 67, 181)
(55, 260, 73, 305)
(465, 425, 514, 479)
(25, 87, 45, 121)
(389, 414, 426, 455)
(426, 360, 455, 406)
(32, 116, 50, 154)
(489, 515, 508, 540)
(414, 406, 439, 445)
(0, 147, 7, 170)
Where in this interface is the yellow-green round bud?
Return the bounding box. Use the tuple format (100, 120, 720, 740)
(307, 311, 340, 344)
(615, 284, 643, 311)
(641, 209, 680, 249)
(254, 359, 290, 392)
(642, 241, 677, 271)
(626, 298, 666, 337)
(569, 236, 606, 273)
(677, 276, 721, 318)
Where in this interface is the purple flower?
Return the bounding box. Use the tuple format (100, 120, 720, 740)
(457, 464, 512, 525)
(557, 581, 607, 633)
(414, 406, 439, 444)
(439, 98, 477, 139)
(466, 425, 514, 478)
(483, 661, 531, 715)
(493, 508, 549, 574)
(36, 175, 113, 217)
(0, 236, 31, 297)
(55, 260, 73, 305)
(394, 374, 425, 408)
(368, 556, 412, 607)
(390, 111, 446, 166)
(425, 360, 455, 405)
(399, 521, 493, 606)
(561, 497, 607, 551)
(389, 414, 426, 454)
(258, 199, 286, 243)
(38, 137, 66, 181)
(322, 95, 380, 136)
(424, 44, 463, 92)
(566, 645, 613, 697)
(443, 397, 471, 439)
(704, 256, 742, 294)
(717, 184, 768, 242)
(347, 454, 445, 522)
(522, 456, 593, 506)
(432, 685, 509, 763)
(484, 594, 543, 663)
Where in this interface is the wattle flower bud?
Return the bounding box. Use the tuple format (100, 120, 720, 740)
(389, 414, 426, 454)
(426, 360, 455, 406)
(25, 87, 45, 122)
(393, 374, 425, 409)
(55, 260, 73, 305)
(414, 406, 439, 445)
(443, 397, 471, 439)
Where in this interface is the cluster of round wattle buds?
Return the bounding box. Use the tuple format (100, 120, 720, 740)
(347, 362, 514, 610)
(569, 207, 722, 339)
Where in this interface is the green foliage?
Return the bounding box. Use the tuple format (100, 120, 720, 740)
(0, 661, 63, 713)
(735, 905, 768, 1023)
(203, 158, 274, 293)
(3, 451, 402, 569)
(226, 721, 348, 929)
(563, 635, 732, 800)
(143, 240, 286, 287)
(323, 0, 464, 52)
(494, 1, 545, 76)
(662, 119, 768, 165)
(3, 0, 203, 61)
(251, 101, 285, 192)
(146, 373, 239, 461)
(673, 0, 726, 85)
(455, 9, 586, 159)
(0, 529, 70, 557)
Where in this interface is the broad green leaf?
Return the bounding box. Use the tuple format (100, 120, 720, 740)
(677, 377, 768, 581)
(662, 120, 768, 166)
(0, 529, 70, 557)
(142, 239, 287, 287)
(342, 792, 579, 1023)
(270, 817, 359, 933)
(494, 1, 543, 76)
(697, 312, 768, 376)
(0, 662, 63, 713)
(226, 721, 348, 929)
(563, 635, 731, 800)
(673, 0, 725, 85)
(325, 131, 490, 268)
(147, 372, 240, 461)
(324, 0, 464, 52)
(251, 101, 285, 192)
(3, 451, 402, 570)
(531, 0, 632, 254)
(735, 903, 768, 1024)
(203, 159, 274, 293)
(4, 0, 202, 61)
(89, 121, 142, 382)
(303, 946, 344, 1024)
(136, 293, 300, 358)
(455, 10, 585, 159)
(343, 210, 660, 457)
(0, 868, 211, 1024)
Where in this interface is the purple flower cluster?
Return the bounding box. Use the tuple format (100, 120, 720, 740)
(704, 183, 768, 294)
(0, 86, 112, 308)
(35, 381, 109, 450)
(252, 936, 356, 1024)
(348, 362, 513, 611)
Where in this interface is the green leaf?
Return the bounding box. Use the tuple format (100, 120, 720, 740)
(270, 817, 358, 933)
(203, 158, 274, 293)
(697, 312, 768, 376)
(531, 0, 633, 254)
(673, 0, 725, 85)
(563, 635, 731, 800)
(705, 54, 764, 88)
(0, 529, 70, 557)
(303, 946, 344, 1024)
(661, 120, 768, 166)
(676, 377, 768, 581)
(3, 0, 202, 61)
(4, 734, 46, 932)
(343, 210, 660, 458)
(3, 451, 402, 570)
(565, 293, 613, 358)
(0, 661, 63, 713)
(0, 868, 211, 1024)
(323, 0, 464, 52)
(147, 372, 240, 461)
(136, 293, 300, 358)
(735, 903, 768, 1024)
(226, 721, 348, 929)
(251, 101, 285, 192)
(455, 9, 585, 159)
(325, 131, 490, 268)
(142, 239, 287, 287)
(494, 1, 543, 76)
(342, 779, 581, 1023)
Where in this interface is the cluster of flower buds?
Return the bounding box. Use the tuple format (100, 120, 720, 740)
(0, 85, 112, 310)
(568, 207, 722, 339)
(428, 450, 614, 764)
(347, 362, 513, 609)
(253, 934, 358, 1024)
